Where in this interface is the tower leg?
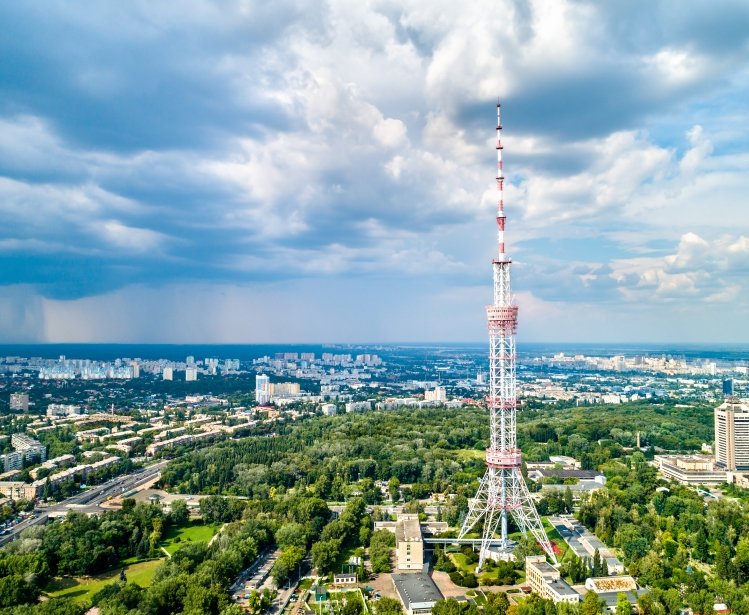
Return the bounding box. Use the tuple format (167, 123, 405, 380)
(458, 469, 491, 540)
(509, 467, 557, 563)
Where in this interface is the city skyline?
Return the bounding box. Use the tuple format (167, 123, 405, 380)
(1, 1, 748, 343)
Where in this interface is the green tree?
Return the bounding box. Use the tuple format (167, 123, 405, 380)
(484, 591, 510, 615)
(311, 539, 341, 574)
(375, 597, 404, 615)
(615, 593, 631, 615)
(170, 499, 190, 525)
(514, 534, 543, 565)
(276, 522, 307, 550)
(432, 598, 467, 615)
(343, 596, 364, 615)
(388, 477, 401, 502)
(272, 545, 305, 585)
(563, 487, 574, 513)
(0, 574, 38, 607)
(581, 591, 604, 615)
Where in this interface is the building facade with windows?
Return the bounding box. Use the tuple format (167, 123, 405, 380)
(715, 399, 749, 471)
(396, 514, 424, 571)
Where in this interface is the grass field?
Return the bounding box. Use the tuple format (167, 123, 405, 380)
(161, 520, 221, 555)
(45, 559, 163, 604)
(454, 449, 486, 461)
(542, 517, 570, 561)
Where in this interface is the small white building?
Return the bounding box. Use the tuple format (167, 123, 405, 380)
(320, 403, 337, 416)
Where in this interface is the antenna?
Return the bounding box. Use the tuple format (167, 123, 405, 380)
(458, 101, 556, 568)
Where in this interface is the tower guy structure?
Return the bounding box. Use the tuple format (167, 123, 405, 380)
(458, 101, 557, 569)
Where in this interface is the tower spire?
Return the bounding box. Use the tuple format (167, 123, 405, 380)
(458, 101, 557, 569)
(496, 100, 506, 260)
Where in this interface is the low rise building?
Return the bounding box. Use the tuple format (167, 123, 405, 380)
(392, 573, 443, 615)
(29, 454, 76, 479)
(333, 573, 357, 586)
(584, 576, 647, 613)
(10, 393, 29, 412)
(0, 481, 36, 500)
(345, 401, 372, 413)
(47, 404, 83, 417)
(320, 403, 337, 416)
(11, 433, 47, 462)
(145, 430, 219, 456)
(654, 455, 728, 485)
(525, 556, 580, 605)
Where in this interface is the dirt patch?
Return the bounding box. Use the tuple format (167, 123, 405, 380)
(367, 573, 398, 600)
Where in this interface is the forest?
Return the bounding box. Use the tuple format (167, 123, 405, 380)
(0, 400, 729, 614)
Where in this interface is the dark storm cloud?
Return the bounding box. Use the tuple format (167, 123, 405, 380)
(0, 2, 314, 153)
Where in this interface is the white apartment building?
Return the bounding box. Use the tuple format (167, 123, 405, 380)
(715, 399, 749, 471)
(255, 374, 271, 405)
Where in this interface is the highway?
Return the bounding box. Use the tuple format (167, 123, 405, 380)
(0, 460, 168, 547)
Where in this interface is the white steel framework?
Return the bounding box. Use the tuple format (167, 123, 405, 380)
(458, 101, 557, 569)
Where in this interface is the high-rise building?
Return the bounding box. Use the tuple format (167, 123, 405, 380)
(186, 356, 195, 366)
(163, 367, 173, 381)
(130, 362, 140, 378)
(715, 399, 749, 471)
(9, 393, 29, 412)
(723, 379, 735, 397)
(185, 367, 198, 382)
(256, 374, 271, 405)
(424, 386, 446, 402)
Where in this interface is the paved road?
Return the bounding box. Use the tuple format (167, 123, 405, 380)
(0, 461, 168, 547)
(230, 548, 275, 598)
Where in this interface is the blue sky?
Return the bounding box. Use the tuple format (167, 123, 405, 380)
(1, 0, 748, 343)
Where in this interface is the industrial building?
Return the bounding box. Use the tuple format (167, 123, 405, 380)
(391, 573, 443, 615)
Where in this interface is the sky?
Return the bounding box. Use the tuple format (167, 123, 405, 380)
(1, 0, 748, 344)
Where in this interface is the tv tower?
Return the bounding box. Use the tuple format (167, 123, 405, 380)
(458, 101, 557, 569)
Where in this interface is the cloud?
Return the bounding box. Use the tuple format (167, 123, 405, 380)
(0, 0, 748, 341)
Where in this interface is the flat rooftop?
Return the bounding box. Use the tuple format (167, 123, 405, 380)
(392, 573, 442, 608)
(531, 560, 559, 577)
(396, 515, 422, 543)
(548, 579, 579, 598)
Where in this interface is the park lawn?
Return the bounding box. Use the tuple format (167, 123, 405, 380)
(161, 519, 221, 555)
(45, 559, 163, 604)
(542, 517, 570, 561)
(454, 449, 485, 461)
(449, 552, 488, 576)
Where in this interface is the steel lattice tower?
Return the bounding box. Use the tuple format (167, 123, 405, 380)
(458, 101, 557, 569)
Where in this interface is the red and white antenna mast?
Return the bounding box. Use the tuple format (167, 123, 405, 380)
(458, 101, 557, 568)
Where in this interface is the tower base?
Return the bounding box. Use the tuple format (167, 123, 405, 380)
(481, 543, 517, 564)
(458, 465, 557, 570)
